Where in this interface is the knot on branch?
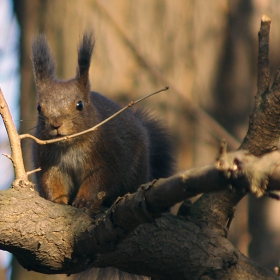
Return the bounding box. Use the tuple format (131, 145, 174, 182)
(216, 141, 280, 199)
(12, 179, 35, 191)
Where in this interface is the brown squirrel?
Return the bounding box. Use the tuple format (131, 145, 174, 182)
(32, 33, 174, 210)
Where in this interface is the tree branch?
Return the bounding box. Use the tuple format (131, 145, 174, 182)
(241, 15, 280, 156)
(0, 149, 280, 278)
(0, 88, 28, 183)
(257, 14, 271, 95)
(189, 14, 279, 231)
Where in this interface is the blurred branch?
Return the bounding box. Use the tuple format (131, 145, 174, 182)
(95, 0, 240, 150)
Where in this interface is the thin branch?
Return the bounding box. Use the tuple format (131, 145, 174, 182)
(20, 87, 169, 145)
(0, 88, 28, 182)
(26, 168, 42, 176)
(2, 153, 13, 162)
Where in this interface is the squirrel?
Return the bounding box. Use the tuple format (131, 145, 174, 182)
(31, 32, 174, 210)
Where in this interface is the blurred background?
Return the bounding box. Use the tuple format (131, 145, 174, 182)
(0, 0, 280, 279)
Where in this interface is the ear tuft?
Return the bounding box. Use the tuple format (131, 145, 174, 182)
(32, 35, 56, 85)
(76, 32, 95, 83)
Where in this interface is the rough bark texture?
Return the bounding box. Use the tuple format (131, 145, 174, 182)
(1, 148, 280, 279)
(0, 184, 277, 279)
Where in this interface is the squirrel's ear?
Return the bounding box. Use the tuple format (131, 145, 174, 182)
(32, 35, 56, 88)
(76, 32, 94, 86)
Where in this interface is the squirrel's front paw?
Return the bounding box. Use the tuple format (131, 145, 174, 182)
(72, 197, 91, 209)
(72, 191, 106, 210)
(52, 195, 68, 205)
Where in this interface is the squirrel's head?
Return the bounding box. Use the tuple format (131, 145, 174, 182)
(32, 33, 97, 140)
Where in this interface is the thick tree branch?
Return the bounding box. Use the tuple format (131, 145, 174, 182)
(0, 149, 280, 278)
(0, 186, 278, 279)
(241, 15, 280, 155)
(257, 14, 271, 95)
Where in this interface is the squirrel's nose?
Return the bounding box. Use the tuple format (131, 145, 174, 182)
(50, 118, 63, 129)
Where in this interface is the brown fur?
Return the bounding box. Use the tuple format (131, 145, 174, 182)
(32, 33, 174, 209)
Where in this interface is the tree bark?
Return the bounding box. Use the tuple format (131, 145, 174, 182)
(0, 147, 280, 278)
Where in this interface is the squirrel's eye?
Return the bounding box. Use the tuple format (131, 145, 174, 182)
(76, 100, 84, 111)
(37, 103, 41, 113)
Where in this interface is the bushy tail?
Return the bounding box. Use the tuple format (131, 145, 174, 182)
(135, 110, 175, 180)
(72, 267, 150, 280)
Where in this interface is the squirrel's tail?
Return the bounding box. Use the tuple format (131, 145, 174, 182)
(72, 267, 150, 280)
(136, 110, 175, 180)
